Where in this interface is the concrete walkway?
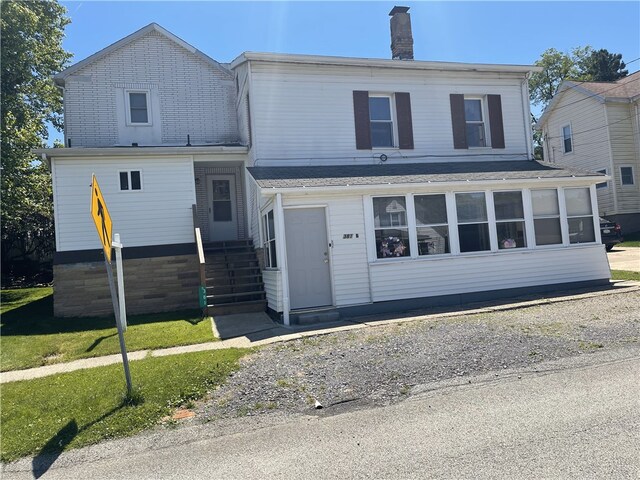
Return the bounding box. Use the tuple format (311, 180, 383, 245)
(2, 280, 639, 384)
(607, 246, 640, 272)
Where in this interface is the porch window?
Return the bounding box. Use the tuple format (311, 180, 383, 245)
(456, 192, 490, 253)
(493, 191, 526, 249)
(414, 194, 450, 255)
(531, 189, 562, 245)
(262, 210, 277, 268)
(373, 196, 410, 258)
(565, 187, 595, 244)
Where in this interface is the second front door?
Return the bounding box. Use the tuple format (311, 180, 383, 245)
(208, 174, 238, 241)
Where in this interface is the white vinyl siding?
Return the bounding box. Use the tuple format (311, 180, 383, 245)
(248, 62, 529, 165)
(369, 245, 609, 303)
(608, 104, 639, 214)
(52, 156, 196, 251)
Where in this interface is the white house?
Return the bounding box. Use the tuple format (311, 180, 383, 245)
(537, 72, 640, 233)
(37, 7, 611, 322)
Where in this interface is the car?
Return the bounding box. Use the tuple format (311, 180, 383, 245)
(600, 217, 623, 251)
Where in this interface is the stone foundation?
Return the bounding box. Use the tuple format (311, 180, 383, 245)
(53, 254, 199, 317)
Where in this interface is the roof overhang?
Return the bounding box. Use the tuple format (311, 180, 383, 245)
(230, 52, 542, 76)
(34, 145, 248, 161)
(248, 161, 606, 196)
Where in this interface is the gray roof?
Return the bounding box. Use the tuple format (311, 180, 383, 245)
(248, 161, 603, 189)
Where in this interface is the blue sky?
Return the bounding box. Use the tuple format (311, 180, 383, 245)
(48, 0, 640, 143)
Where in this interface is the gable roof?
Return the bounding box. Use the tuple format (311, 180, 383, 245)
(54, 23, 233, 86)
(538, 71, 640, 128)
(248, 161, 602, 191)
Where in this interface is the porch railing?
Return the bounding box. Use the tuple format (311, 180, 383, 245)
(193, 204, 208, 316)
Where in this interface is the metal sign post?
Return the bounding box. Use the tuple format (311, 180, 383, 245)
(90, 174, 133, 394)
(113, 233, 127, 331)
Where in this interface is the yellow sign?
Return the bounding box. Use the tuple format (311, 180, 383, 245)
(90, 174, 113, 262)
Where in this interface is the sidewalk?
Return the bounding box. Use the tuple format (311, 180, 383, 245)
(2, 280, 639, 384)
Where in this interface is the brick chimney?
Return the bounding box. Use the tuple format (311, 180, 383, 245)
(389, 6, 413, 60)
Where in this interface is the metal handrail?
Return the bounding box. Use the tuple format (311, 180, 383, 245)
(192, 205, 208, 316)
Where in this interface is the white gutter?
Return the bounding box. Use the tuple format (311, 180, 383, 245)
(255, 175, 608, 196)
(34, 146, 249, 160)
(230, 51, 542, 75)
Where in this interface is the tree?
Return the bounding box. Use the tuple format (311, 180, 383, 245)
(1, 0, 71, 283)
(528, 47, 584, 109)
(529, 46, 629, 109)
(579, 49, 628, 82)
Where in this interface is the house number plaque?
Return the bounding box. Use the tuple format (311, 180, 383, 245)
(342, 233, 359, 239)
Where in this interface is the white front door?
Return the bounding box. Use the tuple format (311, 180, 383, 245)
(207, 174, 238, 241)
(284, 207, 333, 310)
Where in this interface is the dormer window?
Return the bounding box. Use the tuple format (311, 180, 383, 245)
(126, 91, 151, 125)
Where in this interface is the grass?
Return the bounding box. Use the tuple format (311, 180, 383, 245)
(619, 231, 640, 248)
(0, 348, 248, 463)
(611, 270, 640, 281)
(1, 287, 216, 372)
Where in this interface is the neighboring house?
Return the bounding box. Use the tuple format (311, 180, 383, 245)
(537, 72, 640, 233)
(37, 7, 610, 323)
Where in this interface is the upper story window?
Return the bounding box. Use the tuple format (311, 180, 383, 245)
(562, 125, 573, 153)
(353, 91, 414, 150)
(450, 94, 505, 150)
(369, 96, 394, 148)
(464, 98, 486, 147)
(620, 166, 635, 185)
(126, 91, 151, 125)
(120, 170, 142, 191)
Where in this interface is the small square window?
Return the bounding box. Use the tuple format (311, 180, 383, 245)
(620, 166, 635, 185)
(120, 171, 142, 191)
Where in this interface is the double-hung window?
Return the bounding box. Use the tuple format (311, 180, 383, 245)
(353, 91, 414, 150)
(620, 166, 635, 186)
(531, 189, 562, 246)
(450, 94, 505, 150)
(369, 96, 394, 148)
(414, 194, 450, 255)
(562, 125, 573, 153)
(456, 192, 490, 253)
(493, 191, 526, 249)
(262, 210, 277, 268)
(127, 91, 150, 125)
(464, 98, 486, 147)
(373, 196, 410, 258)
(565, 188, 595, 244)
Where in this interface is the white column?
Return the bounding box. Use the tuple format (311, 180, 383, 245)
(275, 193, 290, 326)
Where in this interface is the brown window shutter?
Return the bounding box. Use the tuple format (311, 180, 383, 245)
(488, 94, 505, 149)
(395, 92, 414, 149)
(450, 94, 467, 149)
(353, 91, 371, 150)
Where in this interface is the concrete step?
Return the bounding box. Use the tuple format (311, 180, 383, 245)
(207, 283, 265, 295)
(208, 299, 267, 316)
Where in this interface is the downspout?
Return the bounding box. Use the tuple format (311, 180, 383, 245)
(521, 74, 534, 159)
(275, 193, 290, 325)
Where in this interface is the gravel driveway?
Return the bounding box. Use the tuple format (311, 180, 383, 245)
(195, 290, 640, 422)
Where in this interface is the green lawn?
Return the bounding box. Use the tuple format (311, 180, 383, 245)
(1, 288, 216, 372)
(1, 348, 248, 463)
(611, 270, 640, 281)
(619, 231, 640, 248)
